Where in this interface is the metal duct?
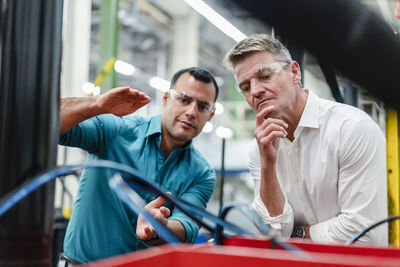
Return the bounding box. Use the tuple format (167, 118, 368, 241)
(227, 0, 400, 110)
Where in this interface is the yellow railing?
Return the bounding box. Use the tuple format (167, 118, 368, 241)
(386, 109, 400, 246)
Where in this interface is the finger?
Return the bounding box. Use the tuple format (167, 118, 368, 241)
(146, 196, 167, 209)
(256, 105, 275, 125)
(256, 121, 288, 138)
(138, 226, 152, 240)
(265, 117, 288, 128)
(159, 206, 171, 218)
(136, 226, 145, 239)
(256, 118, 288, 134)
(112, 86, 131, 93)
(112, 87, 149, 99)
(144, 226, 156, 238)
(125, 91, 151, 102)
(128, 88, 150, 96)
(256, 127, 287, 142)
(256, 113, 288, 129)
(131, 100, 151, 110)
(154, 214, 169, 226)
(259, 131, 286, 145)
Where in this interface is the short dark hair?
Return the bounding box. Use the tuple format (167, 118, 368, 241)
(170, 67, 219, 102)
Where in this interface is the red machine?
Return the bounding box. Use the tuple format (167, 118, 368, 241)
(80, 236, 400, 267)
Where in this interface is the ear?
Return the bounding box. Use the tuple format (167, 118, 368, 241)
(162, 91, 169, 107)
(290, 61, 302, 86)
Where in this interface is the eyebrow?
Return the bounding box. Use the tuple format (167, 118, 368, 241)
(176, 90, 214, 104)
(237, 68, 266, 89)
(238, 80, 248, 89)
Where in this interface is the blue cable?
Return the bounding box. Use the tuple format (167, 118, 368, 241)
(0, 160, 249, 238)
(217, 202, 308, 258)
(0, 160, 181, 243)
(109, 174, 180, 244)
(346, 215, 400, 245)
(0, 159, 305, 255)
(0, 165, 78, 217)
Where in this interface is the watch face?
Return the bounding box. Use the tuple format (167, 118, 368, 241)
(291, 226, 305, 238)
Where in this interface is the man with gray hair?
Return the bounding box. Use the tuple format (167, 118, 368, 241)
(224, 34, 387, 245)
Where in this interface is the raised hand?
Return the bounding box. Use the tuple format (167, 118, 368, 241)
(136, 196, 171, 241)
(96, 87, 151, 117)
(60, 86, 151, 133)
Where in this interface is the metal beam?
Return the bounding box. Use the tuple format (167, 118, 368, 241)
(98, 0, 120, 91)
(387, 109, 400, 246)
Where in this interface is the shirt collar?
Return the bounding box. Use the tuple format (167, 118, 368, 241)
(145, 114, 162, 137)
(297, 89, 320, 129)
(145, 114, 193, 151)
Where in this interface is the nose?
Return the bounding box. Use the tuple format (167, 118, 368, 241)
(185, 101, 198, 117)
(250, 78, 266, 98)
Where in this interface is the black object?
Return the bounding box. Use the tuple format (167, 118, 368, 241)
(274, 31, 305, 86)
(52, 209, 69, 267)
(58, 253, 81, 266)
(226, 0, 400, 110)
(291, 226, 306, 239)
(346, 215, 400, 244)
(318, 60, 344, 103)
(218, 138, 226, 213)
(0, 160, 305, 256)
(0, 0, 63, 266)
(215, 202, 305, 255)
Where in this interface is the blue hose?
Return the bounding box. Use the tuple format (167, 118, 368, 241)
(0, 159, 307, 256)
(0, 160, 248, 239)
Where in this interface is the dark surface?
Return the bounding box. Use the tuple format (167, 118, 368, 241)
(0, 0, 63, 266)
(226, 0, 400, 110)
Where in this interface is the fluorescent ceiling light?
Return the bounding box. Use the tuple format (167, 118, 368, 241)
(149, 77, 171, 92)
(114, 60, 136, 76)
(184, 0, 247, 42)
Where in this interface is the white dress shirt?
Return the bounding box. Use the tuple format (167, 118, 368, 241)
(251, 89, 388, 245)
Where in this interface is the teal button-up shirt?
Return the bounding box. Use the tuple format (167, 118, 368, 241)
(59, 114, 215, 263)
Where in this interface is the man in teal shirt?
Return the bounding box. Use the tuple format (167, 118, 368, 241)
(59, 67, 219, 264)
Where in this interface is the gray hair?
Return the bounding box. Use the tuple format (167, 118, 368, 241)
(223, 34, 292, 72)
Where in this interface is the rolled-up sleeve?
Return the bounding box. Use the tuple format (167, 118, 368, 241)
(249, 140, 294, 237)
(252, 191, 294, 236)
(168, 168, 215, 243)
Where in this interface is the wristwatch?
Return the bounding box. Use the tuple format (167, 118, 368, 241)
(291, 226, 306, 238)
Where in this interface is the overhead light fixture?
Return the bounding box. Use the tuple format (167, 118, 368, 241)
(92, 86, 101, 96)
(215, 76, 224, 87)
(202, 121, 213, 133)
(214, 102, 224, 115)
(184, 0, 247, 42)
(114, 60, 136, 76)
(149, 77, 170, 92)
(82, 82, 95, 94)
(82, 82, 101, 95)
(216, 126, 233, 139)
